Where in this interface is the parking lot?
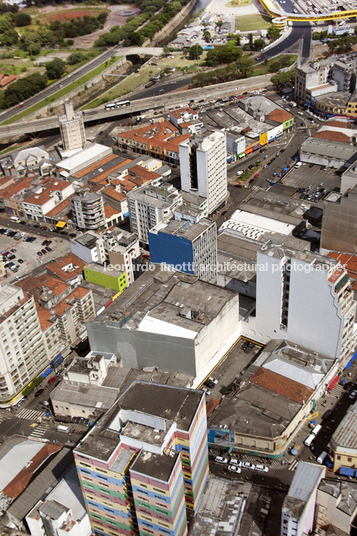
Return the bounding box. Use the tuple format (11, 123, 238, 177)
(0, 227, 71, 282)
(281, 163, 341, 205)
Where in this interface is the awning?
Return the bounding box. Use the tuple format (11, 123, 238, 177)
(345, 350, 357, 370)
(56, 221, 66, 229)
(327, 375, 339, 392)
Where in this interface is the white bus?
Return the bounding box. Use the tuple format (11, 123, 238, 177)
(105, 103, 117, 110)
(105, 100, 130, 110)
(304, 433, 316, 447)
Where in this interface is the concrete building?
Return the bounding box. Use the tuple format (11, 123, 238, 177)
(300, 137, 357, 169)
(22, 179, 75, 221)
(281, 462, 325, 536)
(50, 381, 119, 421)
(59, 101, 86, 151)
(179, 131, 228, 215)
(127, 183, 182, 243)
(26, 465, 91, 536)
(0, 285, 49, 404)
(73, 380, 209, 535)
(316, 479, 357, 534)
(321, 188, 357, 254)
(330, 401, 357, 473)
(87, 267, 239, 381)
(84, 263, 128, 293)
(253, 243, 356, 362)
(71, 192, 106, 230)
(208, 339, 336, 458)
(0, 146, 52, 179)
(341, 161, 357, 195)
(70, 232, 106, 265)
(56, 144, 112, 178)
(104, 229, 140, 286)
(148, 218, 217, 283)
(64, 351, 116, 386)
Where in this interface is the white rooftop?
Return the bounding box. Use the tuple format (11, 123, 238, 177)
(220, 209, 295, 241)
(56, 143, 111, 174)
(138, 314, 197, 339)
(0, 440, 44, 492)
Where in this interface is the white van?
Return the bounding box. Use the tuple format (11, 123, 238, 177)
(304, 433, 316, 447)
(57, 425, 70, 433)
(317, 451, 328, 464)
(312, 424, 322, 436)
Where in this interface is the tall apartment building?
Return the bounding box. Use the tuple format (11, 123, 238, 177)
(127, 183, 182, 243)
(59, 101, 86, 151)
(253, 243, 356, 363)
(179, 131, 227, 215)
(70, 232, 107, 265)
(74, 381, 209, 536)
(148, 218, 217, 283)
(0, 285, 49, 403)
(71, 192, 106, 230)
(104, 230, 140, 286)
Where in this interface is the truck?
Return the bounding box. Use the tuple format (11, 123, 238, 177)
(339, 466, 355, 477)
(57, 425, 70, 433)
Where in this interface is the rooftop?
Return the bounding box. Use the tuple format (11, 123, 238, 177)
(149, 218, 215, 242)
(319, 479, 357, 516)
(118, 120, 191, 154)
(130, 450, 179, 482)
(301, 137, 357, 161)
(56, 144, 112, 175)
(51, 381, 119, 411)
(331, 401, 357, 450)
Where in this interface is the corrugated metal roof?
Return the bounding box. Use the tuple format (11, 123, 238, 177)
(0, 440, 43, 492)
(332, 402, 357, 449)
(288, 461, 325, 502)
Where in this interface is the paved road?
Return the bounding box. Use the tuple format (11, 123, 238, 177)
(265, 22, 312, 63)
(0, 46, 120, 124)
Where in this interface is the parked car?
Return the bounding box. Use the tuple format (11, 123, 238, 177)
(45, 246, 52, 252)
(215, 456, 229, 464)
(255, 464, 269, 472)
(242, 462, 255, 470)
(349, 390, 357, 400)
(236, 170, 244, 176)
(34, 389, 44, 398)
(229, 458, 241, 466)
(228, 465, 241, 473)
(41, 249, 47, 255)
(48, 376, 58, 384)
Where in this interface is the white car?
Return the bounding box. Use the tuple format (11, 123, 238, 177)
(255, 464, 269, 473)
(349, 390, 357, 400)
(228, 464, 241, 473)
(236, 170, 244, 176)
(229, 458, 241, 466)
(242, 461, 255, 470)
(215, 456, 228, 464)
(209, 376, 218, 384)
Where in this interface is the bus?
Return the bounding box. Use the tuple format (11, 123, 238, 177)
(104, 100, 130, 110)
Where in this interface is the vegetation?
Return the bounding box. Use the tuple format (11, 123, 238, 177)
(0, 72, 47, 108)
(46, 57, 66, 79)
(192, 54, 255, 86)
(188, 44, 203, 60)
(236, 13, 271, 32)
(22, 376, 43, 398)
(205, 40, 242, 67)
(271, 69, 296, 90)
(327, 35, 357, 53)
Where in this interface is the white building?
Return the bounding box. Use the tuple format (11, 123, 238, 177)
(59, 101, 86, 151)
(127, 183, 182, 243)
(0, 285, 49, 404)
(104, 229, 140, 286)
(252, 243, 356, 362)
(179, 131, 227, 215)
(70, 232, 106, 265)
(71, 192, 106, 230)
(22, 179, 75, 221)
(281, 462, 325, 536)
(26, 466, 91, 536)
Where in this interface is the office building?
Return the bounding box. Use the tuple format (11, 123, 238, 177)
(74, 381, 209, 536)
(87, 267, 239, 380)
(71, 192, 106, 230)
(281, 462, 325, 536)
(70, 232, 107, 265)
(0, 285, 49, 404)
(179, 131, 227, 215)
(59, 101, 86, 151)
(148, 218, 217, 283)
(253, 243, 356, 362)
(104, 230, 140, 287)
(127, 183, 182, 243)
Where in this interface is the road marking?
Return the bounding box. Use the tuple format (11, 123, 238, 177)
(17, 408, 45, 421)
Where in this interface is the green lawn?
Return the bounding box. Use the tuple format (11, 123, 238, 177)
(253, 54, 298, 76)
(236, 13, 272, 31)
(227, 0, 252, 6)
(1, 57, 119, 125)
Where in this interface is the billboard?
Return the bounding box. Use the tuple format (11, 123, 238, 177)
(267, 124, 283, 141)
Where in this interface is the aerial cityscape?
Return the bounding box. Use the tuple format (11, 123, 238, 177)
(0, 0, 357, 534)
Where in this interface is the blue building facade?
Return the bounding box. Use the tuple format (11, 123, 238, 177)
(148, 230, 194, 274)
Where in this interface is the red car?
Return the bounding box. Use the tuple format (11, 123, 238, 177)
(254, 173, 260, 178)
(48, 376, 58, 384)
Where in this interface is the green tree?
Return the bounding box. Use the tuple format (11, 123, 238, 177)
(188, 44, 203, 60)
(67, 51, 84, 65)
(204, 30, 211, 40)
(267, 25, 281, 41)
(0, 15, 18, 46)
(271, 69, 295, 90)
(254, 38, 265, 51)
(45, 57, 66, 79)
(236, 54, 254, 77)
(248, 33, 253, 48)
(13, 12, 31, 26)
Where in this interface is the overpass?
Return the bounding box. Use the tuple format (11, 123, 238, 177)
(0, 74, 271, 140)
(117, 47, 163, 57)
(259, 0, 357, 21)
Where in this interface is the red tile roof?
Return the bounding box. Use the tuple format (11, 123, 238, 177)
(313, 130, 351, 143)
(250, 367, 313, 404)
(267, 108, 293, 123)
(73, 154, 117, 179)
(118, 121, 191, 154)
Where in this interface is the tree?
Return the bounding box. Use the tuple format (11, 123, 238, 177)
(46, 58, 66, 79)
(236, 54, 254, 77)
(188, 44, 203, 60)
(267, 25, 281, 41)
(67, 51, 84, 65)
(248, 33, 253, 48)
(254, 38, 265, 51)
(13, 12, 31, 26)
(271, 70, 295, 90)
(204, 30, 211, 41)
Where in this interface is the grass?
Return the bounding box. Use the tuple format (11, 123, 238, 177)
(253, 54, 298, 75)
(0, 144, 21, 155)
(32, 6, 110, 25)
(226, 0, 252, 6)
(1, 57, 119, 125)
(236, 13, 272, 31)
(84, 54, 203, 110)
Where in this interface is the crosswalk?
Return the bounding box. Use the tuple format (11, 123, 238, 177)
(28, 423, 49, 439)
(16, 408, 46, 421)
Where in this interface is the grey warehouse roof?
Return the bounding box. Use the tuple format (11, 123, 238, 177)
(288, 461, 325, 502)
(332, 401, 357, 450)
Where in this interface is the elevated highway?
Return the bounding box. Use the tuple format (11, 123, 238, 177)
(0, 74, 271, 140)
(259, 0, 357, 21)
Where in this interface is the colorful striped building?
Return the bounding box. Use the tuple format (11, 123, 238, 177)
(74, 381, 209, 536)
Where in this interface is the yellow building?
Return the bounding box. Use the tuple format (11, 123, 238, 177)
(347, 91, 357, 117)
